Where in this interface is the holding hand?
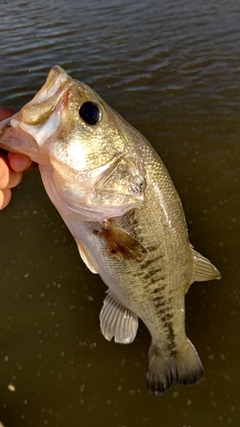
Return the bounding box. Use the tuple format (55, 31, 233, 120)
(0, 107, 36, 210)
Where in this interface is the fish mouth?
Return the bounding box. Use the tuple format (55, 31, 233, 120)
(0, 66, 72, 157)
(8, 66, 73, 149)
(19, 65, 70, 126)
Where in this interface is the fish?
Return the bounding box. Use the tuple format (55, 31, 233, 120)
(0, 66, 221, 395)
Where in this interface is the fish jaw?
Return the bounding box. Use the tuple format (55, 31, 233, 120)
(0, 114, 42, 162)
(2, 66, 70, 156)
(0, 66, 69, 163)
(20, 65, 70, 126)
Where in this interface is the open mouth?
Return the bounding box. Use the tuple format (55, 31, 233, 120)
(0, 67, 73, 163)
(19, 66, 71, 126)
(8, 66, 72, 147)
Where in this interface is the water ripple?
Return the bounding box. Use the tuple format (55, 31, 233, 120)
(1, 0, 240, 115)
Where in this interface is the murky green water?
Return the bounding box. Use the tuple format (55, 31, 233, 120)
(0, 0, 240, 425)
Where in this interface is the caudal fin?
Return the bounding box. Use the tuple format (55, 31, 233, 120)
(146, 339, 203, 396)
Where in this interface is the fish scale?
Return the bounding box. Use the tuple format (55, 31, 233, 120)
(77, 149, 192, 361)
(0, 65, 221, 395)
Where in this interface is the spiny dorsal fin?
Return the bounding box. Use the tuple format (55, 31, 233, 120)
(146, 339, 203, 396)
(192, 248, 221, 283)
(96, 220, 148, 261)
(100, 290, 139, 344)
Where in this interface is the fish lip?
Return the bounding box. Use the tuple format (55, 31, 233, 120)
(7, 67, 71, 151)
(19, 66, 71, 125)
(31, 65, 69, 103)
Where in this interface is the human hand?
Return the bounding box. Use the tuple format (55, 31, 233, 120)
(0, 107, 36, 210)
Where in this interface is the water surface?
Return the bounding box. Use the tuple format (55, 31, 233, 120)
(0, 0, 239, 426)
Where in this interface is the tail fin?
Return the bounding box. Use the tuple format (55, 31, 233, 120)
(146, 339, 203, 396)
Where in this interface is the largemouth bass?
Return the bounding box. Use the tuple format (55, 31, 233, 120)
(0, 66, 220, 395)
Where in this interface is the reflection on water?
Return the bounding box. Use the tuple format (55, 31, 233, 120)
(0, 0, 240, 426)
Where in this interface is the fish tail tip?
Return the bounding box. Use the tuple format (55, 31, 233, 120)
(146, 339, 203, 396)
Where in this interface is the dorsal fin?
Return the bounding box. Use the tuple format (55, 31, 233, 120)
(192, 248, 221, 283)
(100, 290, 138, 344)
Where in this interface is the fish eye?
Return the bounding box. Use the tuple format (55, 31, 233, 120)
(79, 102, 101, 125)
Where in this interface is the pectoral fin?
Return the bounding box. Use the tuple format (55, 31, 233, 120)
(100, 290, 139, 344)
(97, 220, 148, 261)
(191, 248, 221, 283)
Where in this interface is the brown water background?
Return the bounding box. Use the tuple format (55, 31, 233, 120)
(0, 0, 240, 426)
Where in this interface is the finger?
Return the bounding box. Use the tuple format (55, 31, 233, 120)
(0, 154, 23, 189)
(0, 188, 12, 210)
(0, 108, 35, 172)
(0, 107, 15, 121)
(8, 152, 35, 172)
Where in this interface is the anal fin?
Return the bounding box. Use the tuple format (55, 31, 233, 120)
(100, 290, 138, 344)
(192, 248, 221, 283)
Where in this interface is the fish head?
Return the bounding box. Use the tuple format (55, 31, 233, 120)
(0, 66, 146, 220)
